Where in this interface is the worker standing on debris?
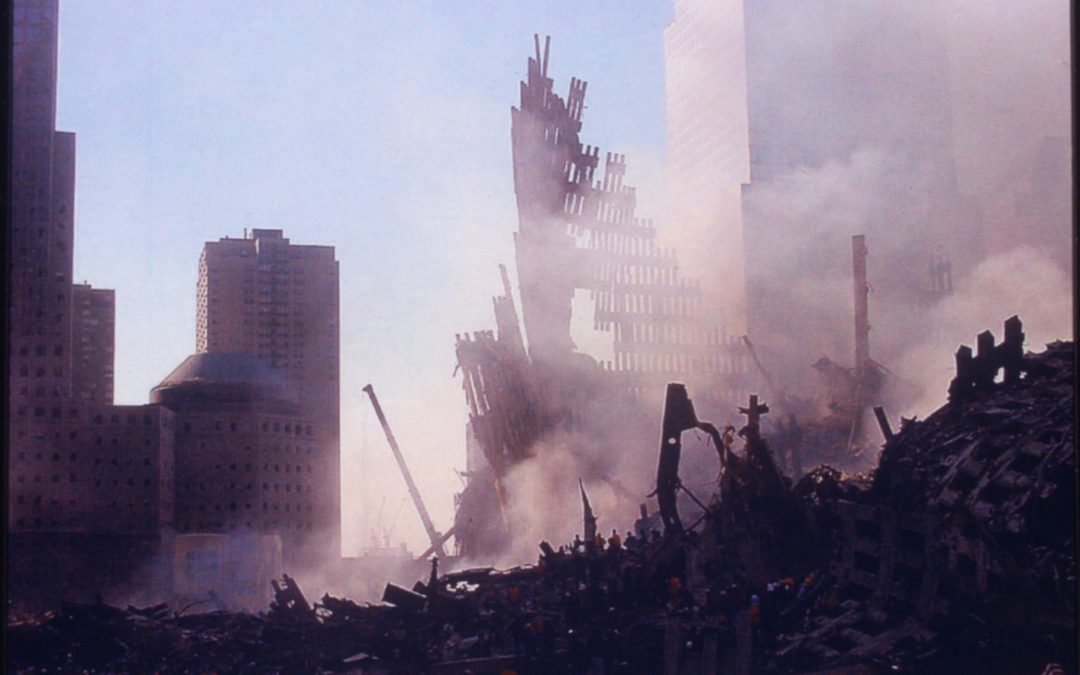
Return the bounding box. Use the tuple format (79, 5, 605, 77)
(750, 594, 762, 627)
(668, 576, 682, 610)
(609, 528, 621, 550)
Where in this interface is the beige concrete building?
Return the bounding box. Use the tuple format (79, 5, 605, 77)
(195, 229, 340, 559)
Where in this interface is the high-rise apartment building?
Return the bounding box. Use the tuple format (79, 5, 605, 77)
(71, 283, 115, 404)
(195, 229, 340, 557)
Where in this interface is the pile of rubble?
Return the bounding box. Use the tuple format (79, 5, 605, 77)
(6, 542, 751, 673)
(6, 323, 1074, 674)
(772, 330, 1075, 672)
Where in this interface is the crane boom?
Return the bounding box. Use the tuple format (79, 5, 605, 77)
(362, 384, 448, 559)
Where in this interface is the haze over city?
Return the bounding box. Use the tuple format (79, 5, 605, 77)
(9, 0, 1075, 670)
(53, 0, 1070, 560)
(56, 1, 674, 557)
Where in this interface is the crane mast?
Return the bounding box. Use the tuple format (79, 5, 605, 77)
(362, 384, 448, 559)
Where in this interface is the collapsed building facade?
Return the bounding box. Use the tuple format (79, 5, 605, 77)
(509, 37, 747, 393)
(454, 38, 753, 559)
(451, 39, 910, 561)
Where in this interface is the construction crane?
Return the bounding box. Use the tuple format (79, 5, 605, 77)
(362, 384, 450, 560)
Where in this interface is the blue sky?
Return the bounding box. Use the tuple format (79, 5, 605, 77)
(57, 1, 674, 555)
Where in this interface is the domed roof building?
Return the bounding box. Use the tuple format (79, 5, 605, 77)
(149, 353, 326, 565)
(150, 353, 297, 413)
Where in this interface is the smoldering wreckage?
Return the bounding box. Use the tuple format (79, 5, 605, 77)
(8, 39, 1075, 674)
(8, 321, 1076, 673)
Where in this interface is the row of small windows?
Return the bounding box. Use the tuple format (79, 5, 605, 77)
(15, 450, 154, 465)
(262, 421, 313, 436)
(265, 464, 310, 474)
(14, 471, 155, 484)
(15, 366, 65, 378)
(184, 501, 312, 513)
(180, 521, 315, 531)
(195, 462, 314, 474)
(94, 477, 155, 489)
(92, 412, 154, 426)
(14, 494, 153, 510)
(16, 344, 63, 356)
(15, 451, 87, 463)
(13, 518, 155, 532)
(262, 483, 310, 493)
(179, 420, 313, 436)
(16, 406, 77, 418)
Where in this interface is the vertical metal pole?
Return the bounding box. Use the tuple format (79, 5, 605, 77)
(852, 235, 870, 379)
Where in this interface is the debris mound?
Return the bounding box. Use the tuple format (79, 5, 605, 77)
(775, 337, 1075, 672)
(6, 328, 1074, 674)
